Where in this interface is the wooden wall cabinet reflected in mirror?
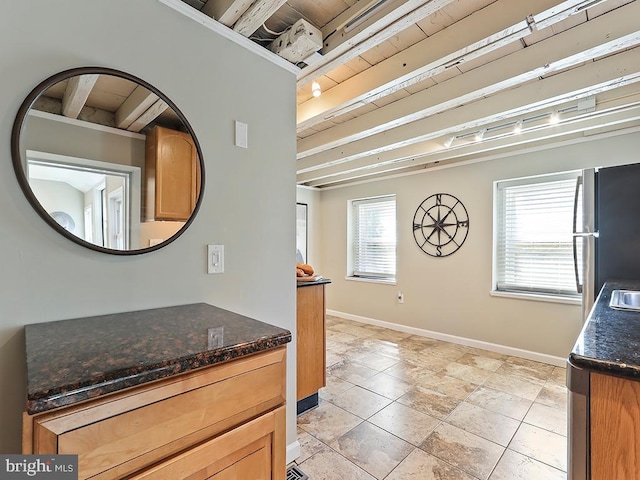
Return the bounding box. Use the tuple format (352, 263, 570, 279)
(11, 67, 205, 255)
(145, 126, 200, 222)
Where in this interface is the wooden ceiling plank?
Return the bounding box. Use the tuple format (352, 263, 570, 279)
(126, 99, 169, 132)
(298, 0, 456, 87)
(61, 74, 99, 119)
(321, 0, 463, 59)
(233, 0, 289, 36)
(322, 0, 426, 51)
(298, 0, 599, 87)
(321, 0, 388, 39)
(115, 85, 159, 129)
(298, 34, 640, 158)
(297, 1, 640, 157)
(297, 47, 640, 172)
(280, 0, 344, 29)
(298, 0, 540, 126)
(202, 0, 254, 26)
(297, 0, 611, 129)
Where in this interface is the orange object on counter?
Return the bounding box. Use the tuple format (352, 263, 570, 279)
(296, 263, 314, 275)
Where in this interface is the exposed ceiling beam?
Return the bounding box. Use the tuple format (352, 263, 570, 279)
(296, 0, 598, 130)
(126, 99, 169, 132)
(298, 87, 640, 184)
(115, 85, 160, 130)
(297, 0, 455, 88)
(202, 0, 253, 27)
(233, 0, 288, 36)
(61, 74, 99, 119)
(303, 106, 640, 187)
(321, 0, 440, 55)
(297, 2, 640, 157)
(297, 48, 640, 172)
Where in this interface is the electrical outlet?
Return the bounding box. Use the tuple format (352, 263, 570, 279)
(398, 291, 404, 303)
(207, 244, 224, 274)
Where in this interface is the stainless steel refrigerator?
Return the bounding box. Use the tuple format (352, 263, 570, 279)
(574, 162, 640, 322)
(568, 161, 640, 480)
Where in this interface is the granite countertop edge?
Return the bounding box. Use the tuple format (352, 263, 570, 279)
(296, 278, 332, 287)
(568, 352, 640, 379)
(26, 332, 291, 414)
(569, 280, 640, 380)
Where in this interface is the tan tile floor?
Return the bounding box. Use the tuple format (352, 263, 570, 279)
(294, 315, 568, 480)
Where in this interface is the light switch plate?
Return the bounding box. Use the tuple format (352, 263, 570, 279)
(234, 121, 248, 148)
(207, 244, 224, 274)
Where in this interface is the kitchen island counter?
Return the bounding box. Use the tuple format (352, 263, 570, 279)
(25, 302, 291, 414)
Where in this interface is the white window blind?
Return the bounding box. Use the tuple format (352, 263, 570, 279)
(495, 172, 580, 297)
(350, 195, 396, 281)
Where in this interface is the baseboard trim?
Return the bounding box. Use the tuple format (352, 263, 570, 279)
(326, 309, 566, 367)
(287, 440, 301, 465)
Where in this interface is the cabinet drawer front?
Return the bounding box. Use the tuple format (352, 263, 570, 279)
(33, 349, 286, 479)
(131, 406, 285, 480)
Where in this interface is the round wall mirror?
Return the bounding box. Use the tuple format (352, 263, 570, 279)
(11, 67, 204, 255)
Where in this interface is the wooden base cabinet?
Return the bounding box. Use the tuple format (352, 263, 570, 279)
(130, 406, 285, 480)
(296, 283, 327, 409)
(591, 372, 640, 479)
(23, 348, 287, 480)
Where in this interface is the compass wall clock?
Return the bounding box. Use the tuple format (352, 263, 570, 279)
(412, 193, 469, 257)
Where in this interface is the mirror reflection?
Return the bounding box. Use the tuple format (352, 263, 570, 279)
(13, 68, 203, 254)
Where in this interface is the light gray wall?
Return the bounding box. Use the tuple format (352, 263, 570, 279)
(0, 0, 296, 453)
(318, 131, 640, 359)
(22, 114, 146, 171)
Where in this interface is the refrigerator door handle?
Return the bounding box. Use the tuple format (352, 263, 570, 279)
(573, 176, 583, 294)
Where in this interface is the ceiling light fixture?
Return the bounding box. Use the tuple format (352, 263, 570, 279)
(311, 81, 321, 98)
(513, 120, 523, 134)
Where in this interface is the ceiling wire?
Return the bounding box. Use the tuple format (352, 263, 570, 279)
(262, 22, 288, 36)
(249, 22, 289, 43)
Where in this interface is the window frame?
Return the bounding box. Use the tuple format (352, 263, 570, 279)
(492, 170, 582, 303)
(347, 194, 397, 284)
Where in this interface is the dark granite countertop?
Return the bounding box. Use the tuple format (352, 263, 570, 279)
(296, 278, 332, 288)
(569, 280, 640, 380)
(25, 303, 291, 414)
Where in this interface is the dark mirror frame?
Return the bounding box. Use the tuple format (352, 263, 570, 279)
(11, 67, 205, 255)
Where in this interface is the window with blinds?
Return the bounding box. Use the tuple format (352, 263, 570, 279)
(349, 195, 396, 281)
(494, 171, 581, 298)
